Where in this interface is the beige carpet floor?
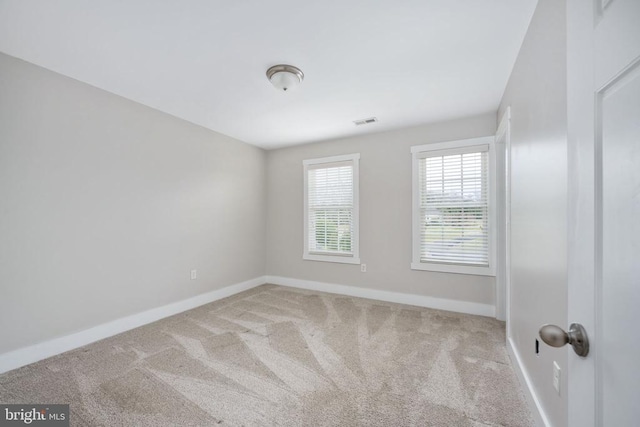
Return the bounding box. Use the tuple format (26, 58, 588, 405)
(0, 284, 532, 426)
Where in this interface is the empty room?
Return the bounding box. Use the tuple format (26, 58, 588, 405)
(0, 0, 638, 426)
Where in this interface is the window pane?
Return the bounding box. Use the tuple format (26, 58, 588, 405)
(309, 209, 353, 252)
(308, 163, 353, 255)
(419, 150, 489, 266)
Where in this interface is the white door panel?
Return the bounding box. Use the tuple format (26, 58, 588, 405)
(567, 0, 640, 425)
(595, 0, 640, 87)
(598, 60, 640, 426)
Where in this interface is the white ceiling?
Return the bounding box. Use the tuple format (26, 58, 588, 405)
(0, 0, 537, 149)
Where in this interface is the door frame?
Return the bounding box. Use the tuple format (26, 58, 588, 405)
(567, 0, 596, 422)
(495, 107, 511, 326)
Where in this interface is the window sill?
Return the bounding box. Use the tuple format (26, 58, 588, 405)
(411, 262, 495, 277)
(304, 254, 361, 265)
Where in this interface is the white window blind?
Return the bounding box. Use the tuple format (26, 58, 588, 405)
(307, 161, 354, 256)
(418, 145, 489, 266)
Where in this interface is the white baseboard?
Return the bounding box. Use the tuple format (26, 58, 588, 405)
(507, 336, 551, 427)
(266, 275, 495, 317)
(0, 276, 266, 374)
(0, 275, 494, 374)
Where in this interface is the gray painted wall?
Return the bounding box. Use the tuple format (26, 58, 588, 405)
(498, 1, 568, 425)
(0, 53, 267, 354)
(266, 113, 497, 305)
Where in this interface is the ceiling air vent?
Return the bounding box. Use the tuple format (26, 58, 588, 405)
(353, 117, 378, 126)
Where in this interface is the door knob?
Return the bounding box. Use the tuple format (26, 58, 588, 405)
(539, 323, 589, 357)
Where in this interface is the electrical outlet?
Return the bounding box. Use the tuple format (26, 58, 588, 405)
(553, 361, 561, 395)
(360, 264, 367, 272)
(190, 269, 197, 280)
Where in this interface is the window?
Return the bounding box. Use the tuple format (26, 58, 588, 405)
(303, 154, 360, 264)
(411, 137, 495, 276)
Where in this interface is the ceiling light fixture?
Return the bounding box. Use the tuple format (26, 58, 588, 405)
(266, 64, 304, 92)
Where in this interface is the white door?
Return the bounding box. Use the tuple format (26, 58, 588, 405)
(567, 0, 640, 425)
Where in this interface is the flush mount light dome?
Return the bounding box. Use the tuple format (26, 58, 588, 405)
(266, 64, 304, 92)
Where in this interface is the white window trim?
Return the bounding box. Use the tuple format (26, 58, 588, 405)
(410, 136, 496, 276)
(303, 153, 360, 265)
